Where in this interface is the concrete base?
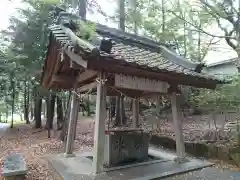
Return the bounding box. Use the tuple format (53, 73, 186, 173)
(45, 148, 214, 180)
(173, 156, 189, 164)
(64, 153, 76, 158)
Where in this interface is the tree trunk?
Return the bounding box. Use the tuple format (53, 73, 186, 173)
(79, 0, 87, 18)
(183, 11, 187, 57)
(24, 79, 30, 124)
(114, 96, 121, 126)
(131, 0, 138, 34)
(156, 95, 161, 116)
(119, 0, 125, 31)
(120, 95, 126, 125)
(30, 101, 34, 121)
(161, 0, 165, 34)
(30, 91, 34, 121)
(42, 101, 46, 119)
(57, 95, 63, 130)
(110, 96, 116, 117)
(87, 94, 91, 116)
(5, 105, 8, 123)
(62, 94, 66, 112)
(34, 95, 42, 128)
(113, 0, 126, 127)
(46, 92, 56, 129)
(188, 29, 194, 59)
(197, 21, 201, 61)
(10, 72, 15, 128)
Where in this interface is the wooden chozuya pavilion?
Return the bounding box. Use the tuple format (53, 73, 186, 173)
(41, 9, 221, 174)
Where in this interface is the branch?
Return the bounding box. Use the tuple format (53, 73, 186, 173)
(203, 8, 237, 49)
(172, 34, 184, 57)
(87, 0, 108, 17)
(170, 10, 236, 39)
(199, 0, 237, 39)
(200, 0, 236, 25)
(201, 37, 219, 60)
(224, 29, 237, 49)
(193, 4, 237, 50)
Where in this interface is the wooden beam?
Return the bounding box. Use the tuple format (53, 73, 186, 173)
(88, 59, 218, 89)
(107, 87, 143, 97)
(77, 83, 162, 97)
(77, 70, 98, 83)
(115, 74, 169, 93)
(65, 46, 87, 68)
(132, 98, 140, 128)
(77, 81, 97, 93)
(84, 86, 145, 97)
(70, 61, 83, 69)
(52, 74, 76, 84)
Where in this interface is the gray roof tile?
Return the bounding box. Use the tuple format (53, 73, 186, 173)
(49, 21, 220, 82)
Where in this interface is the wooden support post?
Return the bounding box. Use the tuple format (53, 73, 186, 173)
(73, 99, 79, 140)
(170, 92, 187, 163)
(132, 98, 139, 128)
(93, 72, 107, 174)
(64, 92, 78, 157)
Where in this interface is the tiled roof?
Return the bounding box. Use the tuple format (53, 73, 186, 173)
(207, 58, 238, 67)
(48, 11, 220, 82)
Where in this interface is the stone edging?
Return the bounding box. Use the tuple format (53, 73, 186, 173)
(149, 135, 240, 166)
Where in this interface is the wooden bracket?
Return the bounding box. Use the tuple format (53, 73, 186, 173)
(167, 85, 181, 94)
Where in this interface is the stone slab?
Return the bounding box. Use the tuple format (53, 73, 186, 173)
(46, 149, 213, 180)
(2, 154, 27, 177)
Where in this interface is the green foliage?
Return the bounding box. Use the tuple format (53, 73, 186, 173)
(9, 0, 57, 75)
(73, 20, 96, 41)
(121, 0, 216, 62)
(0, 0, 60, 116)
(190, 75, 240, 112)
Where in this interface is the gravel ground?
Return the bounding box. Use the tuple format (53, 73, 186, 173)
(162, 167, 240, 180)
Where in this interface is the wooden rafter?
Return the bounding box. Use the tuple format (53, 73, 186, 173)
(65, 46, 88, 68)
(46, 44, 58, 87)
(77, 81, 97, 93)
(77, 70, 98, 83)
(52, 74, 76, 84)
(49, 47, 62, 87)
